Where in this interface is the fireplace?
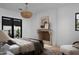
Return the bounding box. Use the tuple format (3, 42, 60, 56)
(38, 29, 52, 44)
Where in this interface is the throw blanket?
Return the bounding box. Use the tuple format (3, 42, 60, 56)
(22, 38, 44, 54)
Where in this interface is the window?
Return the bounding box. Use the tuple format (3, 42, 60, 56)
(2, 16, 22, 38)
(75, 13, 79, 31)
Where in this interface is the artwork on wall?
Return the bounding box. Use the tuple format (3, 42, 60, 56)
(40, 16, 50, 29)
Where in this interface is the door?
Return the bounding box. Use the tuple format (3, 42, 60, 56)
(2, 16, 22, 38)
(13, 19, 22, 38)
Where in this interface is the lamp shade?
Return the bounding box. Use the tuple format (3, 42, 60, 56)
(21, 10, 32, 18)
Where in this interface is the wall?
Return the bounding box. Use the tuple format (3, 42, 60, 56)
(0, 8, 32, 38)
(1, 4, 79, 46)
(57, 5, 79, 45)
(31, 9, 57, 45)
(31, 4, 79, 46)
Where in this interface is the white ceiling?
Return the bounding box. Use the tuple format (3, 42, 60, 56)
(0, 3, 79, 14)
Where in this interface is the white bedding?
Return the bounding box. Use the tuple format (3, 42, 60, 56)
(0, 31, 35, 54)
(9, 44, 20, 54)
(60, 45, 79, 55)
(11, 38, 35, 54)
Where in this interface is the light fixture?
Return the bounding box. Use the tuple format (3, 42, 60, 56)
(19, 3, 32, 18)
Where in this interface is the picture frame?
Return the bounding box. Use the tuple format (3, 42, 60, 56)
(40, 16, 50, 29)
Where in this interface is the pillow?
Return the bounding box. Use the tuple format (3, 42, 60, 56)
(7, 40, 16, 45)
(0, 30, 10, 42)
(73, 41, 79, 45)
(0, 44, 10, 54)
(73, 43, 79, 49)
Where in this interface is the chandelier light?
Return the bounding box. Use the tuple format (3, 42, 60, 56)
(20, 3, 32, 18)
(20, 10, 32, 18)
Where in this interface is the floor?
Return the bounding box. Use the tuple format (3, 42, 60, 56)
(42, 43, 60, 55)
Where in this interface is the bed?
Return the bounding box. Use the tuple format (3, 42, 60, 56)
(9, 38, 44, 55)
(0, 30, 44, 55)
(60, 45, 79, 55)
(60, 41, 79, 55)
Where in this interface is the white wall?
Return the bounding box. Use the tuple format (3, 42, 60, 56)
(57, 5, 79, 45)
(1, 4, 79, 46)
(0, 8, 32, 38)
(31, 9, 57, 45)
(31, 4, 79, 46)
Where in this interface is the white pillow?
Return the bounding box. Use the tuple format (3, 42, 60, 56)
(0, 44, 10, 54)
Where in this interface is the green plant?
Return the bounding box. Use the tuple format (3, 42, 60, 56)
(16, 28, 20, 38)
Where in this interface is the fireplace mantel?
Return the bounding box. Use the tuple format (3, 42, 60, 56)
(38, 29, 52, 41)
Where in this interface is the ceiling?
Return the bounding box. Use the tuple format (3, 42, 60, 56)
(0, 3, 79, 14)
